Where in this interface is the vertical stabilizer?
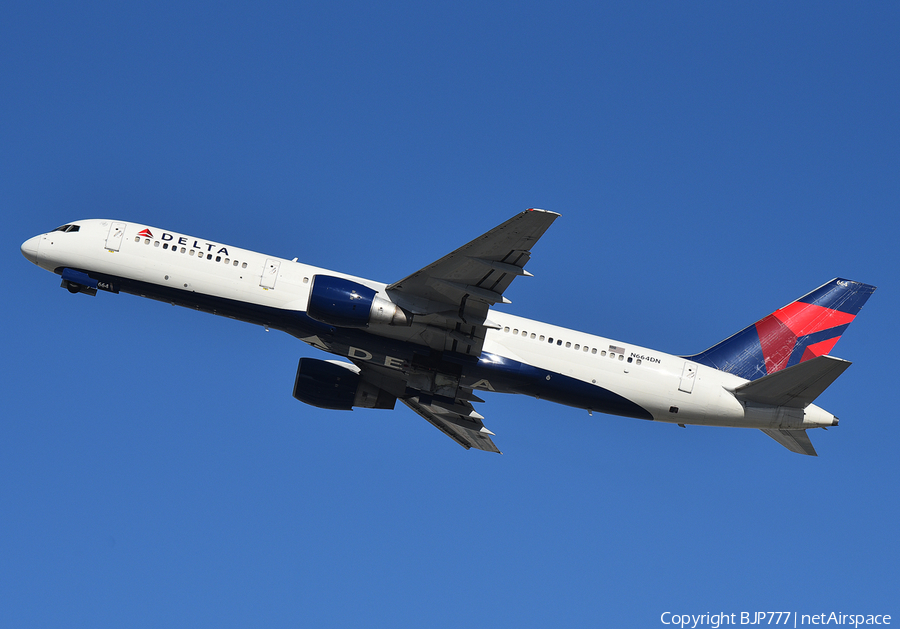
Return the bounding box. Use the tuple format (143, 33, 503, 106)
(685, 279, 875, 380)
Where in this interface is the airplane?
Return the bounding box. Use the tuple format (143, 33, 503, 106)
(21, 210, 875, 456)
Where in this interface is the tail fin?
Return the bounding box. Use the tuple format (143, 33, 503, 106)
(685, 278, 876, 380)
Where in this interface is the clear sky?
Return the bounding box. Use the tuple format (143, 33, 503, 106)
(3, 2, 898, 627)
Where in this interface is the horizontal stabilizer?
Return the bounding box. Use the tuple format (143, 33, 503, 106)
(734, 355, 851, 408)
(761, 428, 818, 456)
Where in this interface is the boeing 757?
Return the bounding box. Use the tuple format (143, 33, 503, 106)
(21, 211, 875, 455)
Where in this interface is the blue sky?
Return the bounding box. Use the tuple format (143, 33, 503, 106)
(3, 2, 898, 627)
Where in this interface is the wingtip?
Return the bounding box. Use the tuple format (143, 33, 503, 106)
(526, 208, 562, 217)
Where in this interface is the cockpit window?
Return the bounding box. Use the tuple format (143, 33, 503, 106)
(52, 224, 80, 233)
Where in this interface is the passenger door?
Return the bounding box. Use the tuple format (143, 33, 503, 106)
(105, 222, 126, 251)
(260, 258, 280, 289)
(678, 361, 697, 394)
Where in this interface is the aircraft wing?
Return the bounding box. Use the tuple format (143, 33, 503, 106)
(352, 210, 559, 450)
(352, 361, 501, 453)
(400, 396, 501, 453)
(385, 209, 558, 355)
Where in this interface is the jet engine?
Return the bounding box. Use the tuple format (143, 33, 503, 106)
(306, 275, 409, 328)
(292, 357, 396, 410)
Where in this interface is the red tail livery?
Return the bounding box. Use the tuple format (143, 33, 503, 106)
(686, 279, 876, 380)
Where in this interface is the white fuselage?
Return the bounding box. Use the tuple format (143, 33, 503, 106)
(21, 219, 837, 432)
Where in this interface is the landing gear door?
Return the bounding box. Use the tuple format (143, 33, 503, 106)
(260, 258, 280, 289)
(679, 361, 697, 394)
(106, 222, 126, 251)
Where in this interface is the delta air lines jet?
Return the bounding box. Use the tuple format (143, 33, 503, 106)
(21, 211, 875, 455)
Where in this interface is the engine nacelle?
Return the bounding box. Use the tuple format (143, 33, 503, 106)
(307, 275, 409, 328)
(292, 358, 396, 410)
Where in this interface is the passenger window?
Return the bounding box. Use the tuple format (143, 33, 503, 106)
(591, 348, 597, 354)
(619, 355, 624, 361)
(513, 329, 518, 335)
(557, 340, 562, 346)
(601, 351, 607, 357)
(242, 262, 247, 269)
(154, 241, 160, 247)
(504, 327, 510, 333)
(180, 247, 186, 253)
(531, 333, 536, 339)
(134, 236, 140, 242)
(636, 359, 642, 365)
(565, 342, 571, 348)
(189, 250, 195, 256)
(521, 331, 527, 337)
(627, 357, 633, 363)
(233, 260, 239, 266)
(303, 277, 309, 283)
(207, 254, 212, 260)
(583, 346, 589, 352)
(216, 256, 221, 262)
(574, 344, 580, 350)
(548, 337, 553, 343)
(144, 239, 150, 245)
(539, 335, 545, 342)
(163, 243, 168, 249)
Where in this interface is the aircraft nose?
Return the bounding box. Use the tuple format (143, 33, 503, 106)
(21, 235, 40, 265)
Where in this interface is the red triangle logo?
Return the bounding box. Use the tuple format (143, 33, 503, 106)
(137, 228, 153, 238)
